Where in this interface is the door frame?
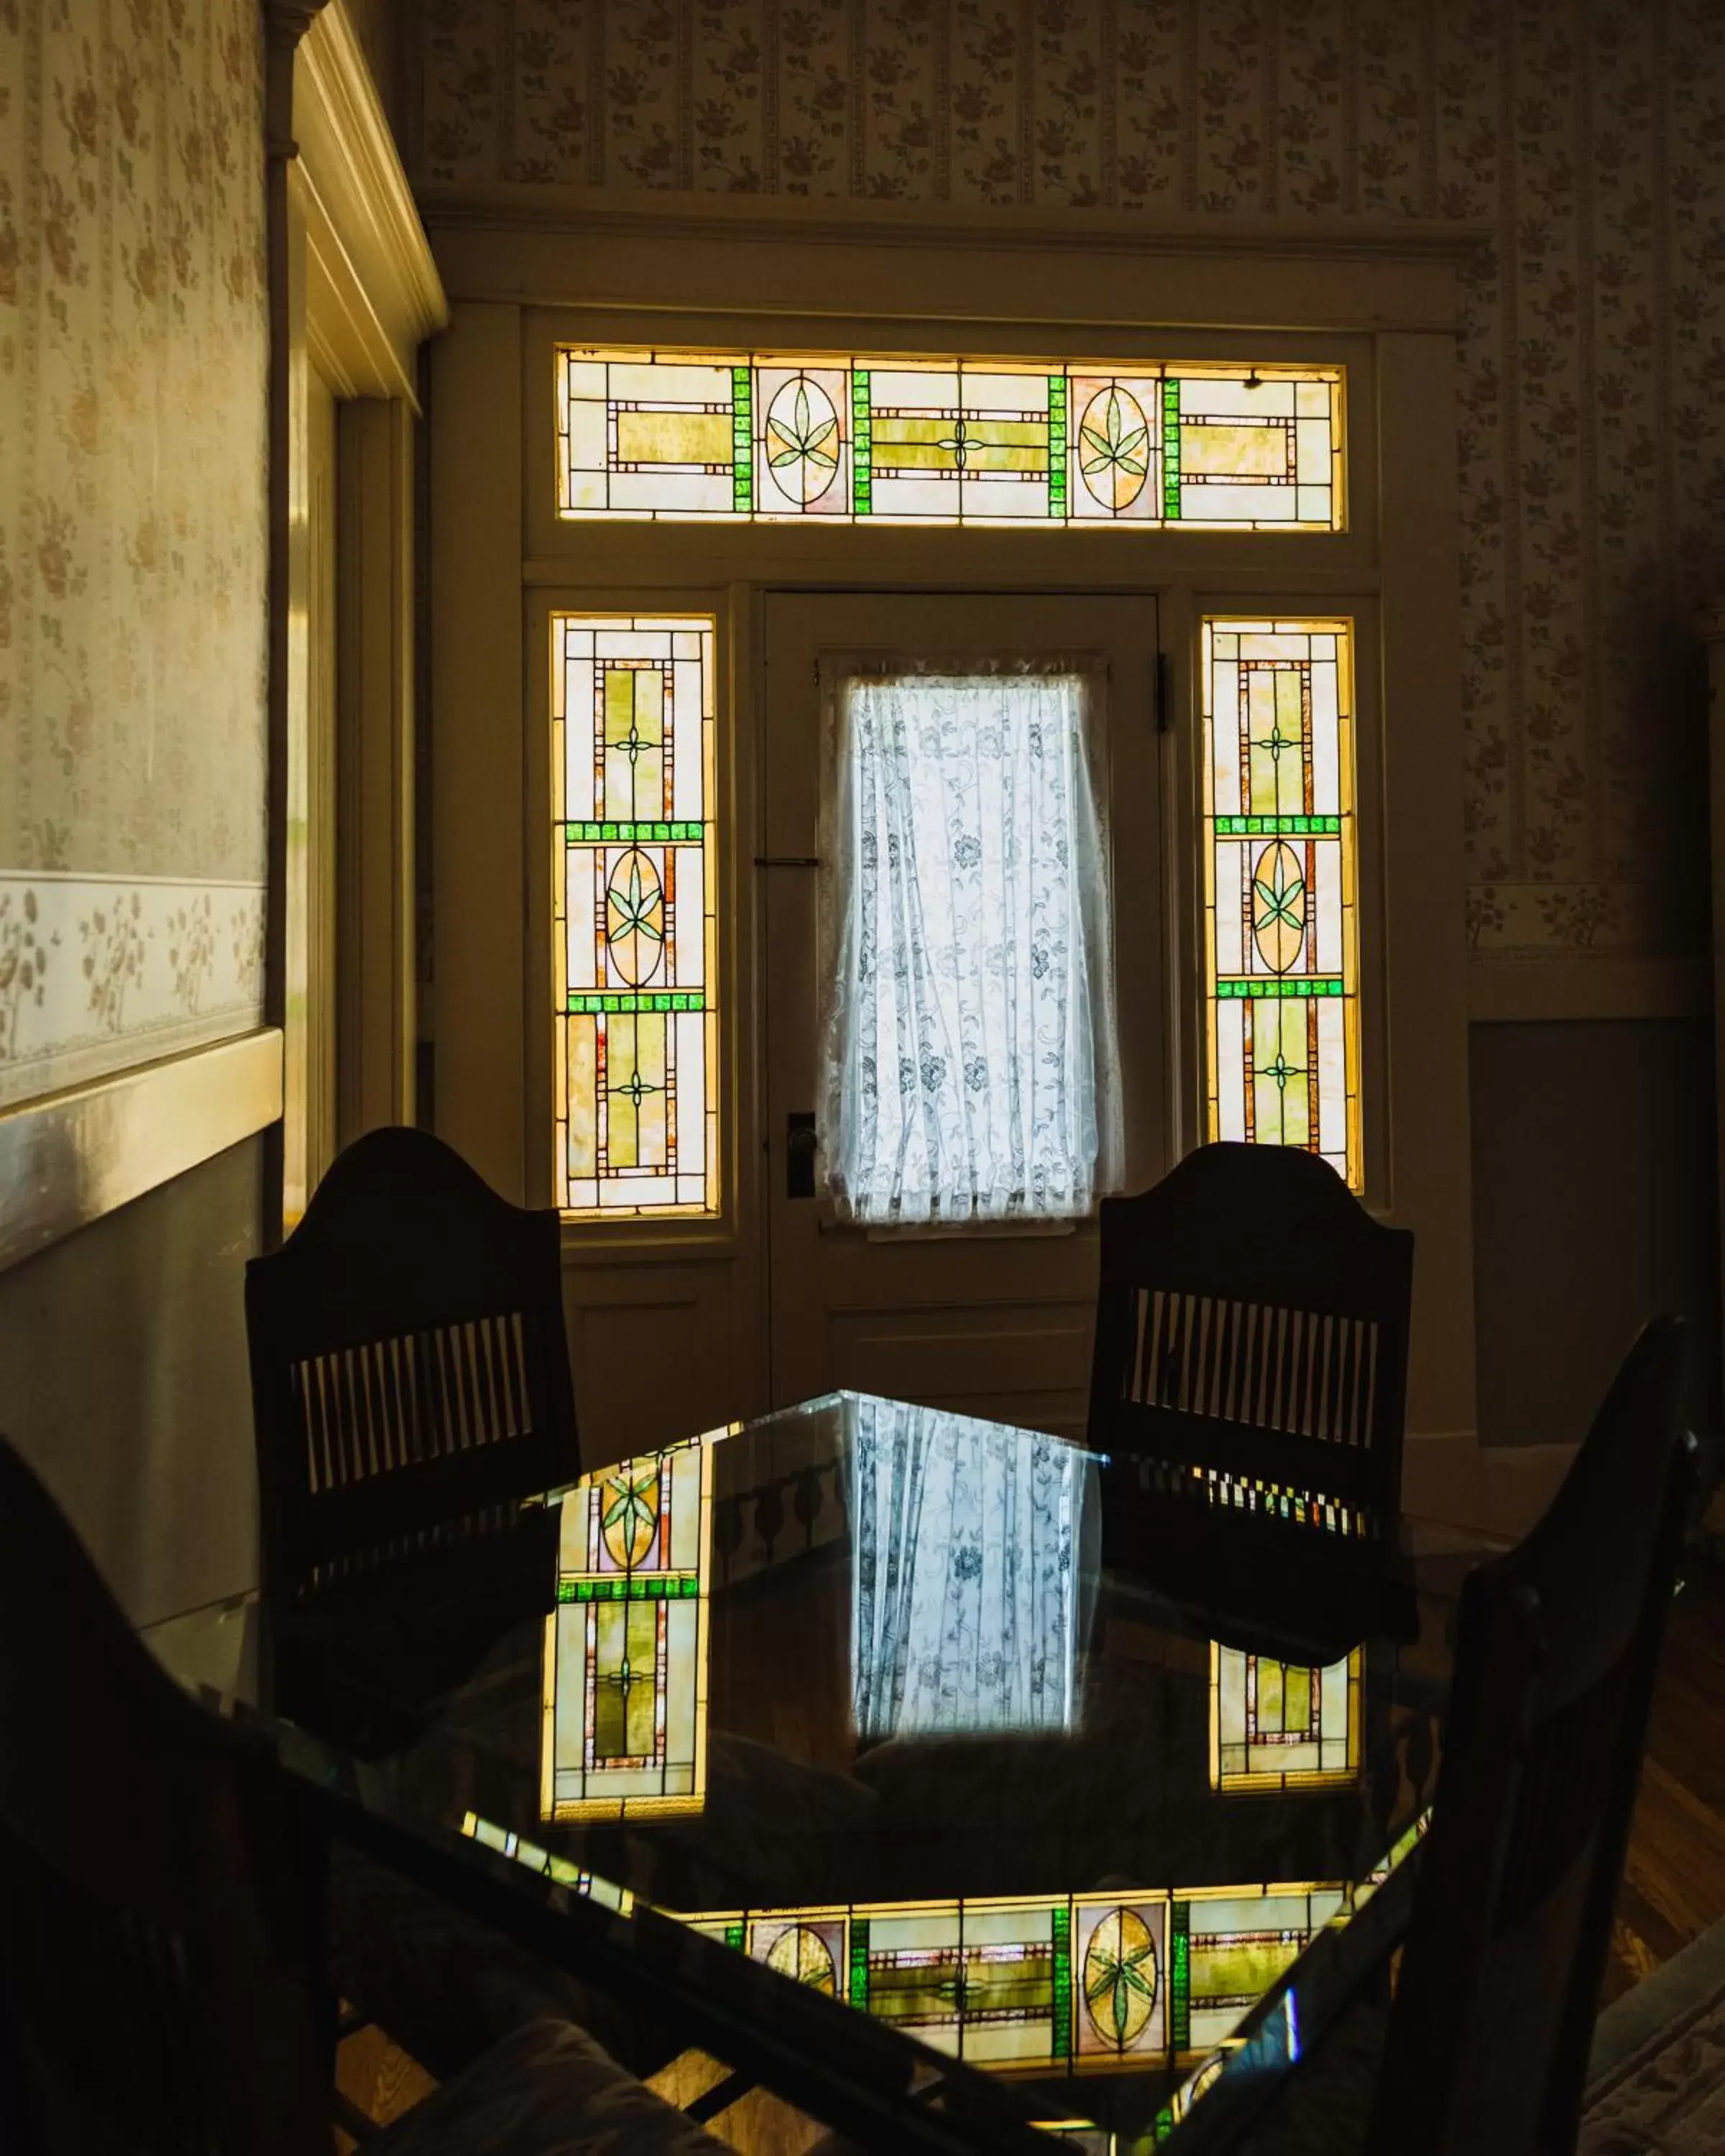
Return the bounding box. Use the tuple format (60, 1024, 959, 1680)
(755, 586, 1170, 1427)
(267, 0, 446, 1234)
(425, 207, 1476, 1506)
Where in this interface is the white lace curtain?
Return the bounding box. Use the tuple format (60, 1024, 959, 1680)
(817, 658, 1120, 1224)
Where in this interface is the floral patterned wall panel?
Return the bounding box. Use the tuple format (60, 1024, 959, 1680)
(410, 0, 1724, 967)
(0, 0, 267, 1108)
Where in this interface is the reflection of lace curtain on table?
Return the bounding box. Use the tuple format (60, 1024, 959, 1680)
(818, 662, 1120, 1223)
(850, 1399, 1088, 1740)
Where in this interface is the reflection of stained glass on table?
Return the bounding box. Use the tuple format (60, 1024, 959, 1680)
(1209, 1643, 1363, 1792)
(1201, 617, 1363, 1189)
(557, 349, 1344, 530)
(462, 1805, 1432, 2145)
(551, 613, 719, 1217)
(1179, 1886, 1348, 2056)
(678, 1881, 1349, 2079)
(538, 1435, 714, 1820)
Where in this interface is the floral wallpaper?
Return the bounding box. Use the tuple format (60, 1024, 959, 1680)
(409, 0, 1725, 964)
(0, 0, 268, 1107)
(343, 0, 402, 134)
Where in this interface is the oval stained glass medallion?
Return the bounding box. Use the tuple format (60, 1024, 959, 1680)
(765, 1923, 838, 1994)
(604, 848, 666, 987)
(765, 374, 842, 507)
(1077, 384, 1151, 513)
(1251, 840, 1308, 975)
(1082, 1905, 1159, 2049)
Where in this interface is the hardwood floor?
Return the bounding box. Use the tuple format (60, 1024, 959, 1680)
(1604, 1549, 1725, 2007)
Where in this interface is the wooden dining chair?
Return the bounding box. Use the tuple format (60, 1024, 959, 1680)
(1363, 1317, 1696, 2156)
(1089, 1142, 1415, 1531)
(1182, 1321, 1697, 2156)
(0, 1432, 729, 2156)
(246, 1126, 581, 1625)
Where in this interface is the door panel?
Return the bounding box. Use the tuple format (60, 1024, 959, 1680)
(763, 592, 1164, 1437)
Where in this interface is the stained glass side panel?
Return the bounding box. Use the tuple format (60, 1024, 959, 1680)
(552, 612, 719, 1217)
(539, 1435, 714, 1820)
(1209, 1643, 1363, 1792)
(557, 350, 1345, 530)
(1201, 617, 1361, 1190)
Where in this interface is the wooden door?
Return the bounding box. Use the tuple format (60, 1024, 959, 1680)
(762, 591, 1166, 1439)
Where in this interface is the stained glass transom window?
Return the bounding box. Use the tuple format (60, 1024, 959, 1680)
(552, 614, 719, 1217)
(558, 350, 1344, 530)
(539, 1434, 715, 1820)
(1210, 1644, 1363, 1793)
(1202, 618, 1361, 1189)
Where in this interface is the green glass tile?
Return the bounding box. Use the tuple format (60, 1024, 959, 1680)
(725, 1922, 746, 1953)
(567, 990, 708, 1015)
(566, 820, 703, 844)
(1163, 379, 1182, 519)
(1214, 814, 1341, 837)
(732, 367, 753, 513)
(852, 370, 873, 512)
(560, 1571, 701, 1602)
(1213, 977, 1344, 1001)
(1171, 1903, 1191, 2053)
(850, 1917, 870, 2010)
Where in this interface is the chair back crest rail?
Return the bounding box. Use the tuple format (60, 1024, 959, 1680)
(247, 1127, 581, 1605)
(1089, 1144, 1413, 1520)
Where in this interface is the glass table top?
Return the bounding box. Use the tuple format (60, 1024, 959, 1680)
(144, 1393, 1492, 2152)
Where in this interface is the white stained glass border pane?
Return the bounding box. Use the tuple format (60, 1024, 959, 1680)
(557, 349, 1345, 530)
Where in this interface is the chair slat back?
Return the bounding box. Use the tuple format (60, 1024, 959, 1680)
(1369, 1319, 1695, 2156)
(246, 1128, 581, 1606)
(0, 1435, 329, 2155)
(1090, 1143, 1414, 1519)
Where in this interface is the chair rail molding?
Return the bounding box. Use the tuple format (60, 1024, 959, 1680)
(0, 1031, 285, 1275)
